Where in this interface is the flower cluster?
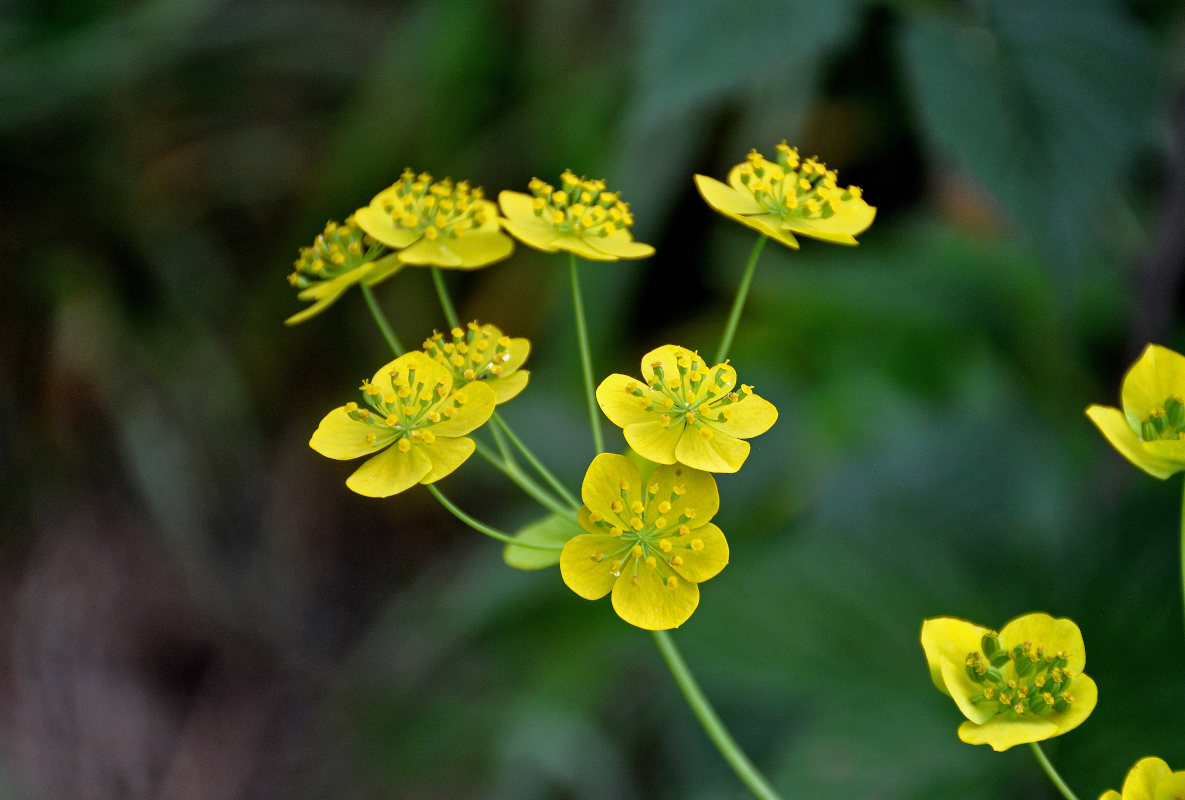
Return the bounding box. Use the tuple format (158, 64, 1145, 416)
(285, 217, 395, 325)
(422, 321, 531, 404)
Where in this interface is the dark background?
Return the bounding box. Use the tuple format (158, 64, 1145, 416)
(3, 0, 1184, 797)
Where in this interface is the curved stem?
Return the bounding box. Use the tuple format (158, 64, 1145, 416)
(492, 412, 580, 509)
(714, 236, 767, 365)
(569, 253, 604, 454)
(431, 267, 461, 329)
(1029, 742, 1080, 800)
(473, 439, 572, 517)
(651, 630, 785, 800)
(361, 284, 405, 355)
(426, 484, 564, 550)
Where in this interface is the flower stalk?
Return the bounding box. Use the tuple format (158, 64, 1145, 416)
(1030, 742, 1080, 800)
(715, 236, 767, 365)
(570, 252, 604, 454)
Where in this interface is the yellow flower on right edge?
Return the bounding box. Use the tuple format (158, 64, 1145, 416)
(920, 612, 1097, 752)
(1100, 757, 1185, 800)
(1087, 344, 1185, 479)
(694, 141, 875, 249)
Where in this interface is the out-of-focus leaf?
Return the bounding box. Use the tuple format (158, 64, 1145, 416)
(897, 0, 1157, 278)
(502, 511, 581, 570)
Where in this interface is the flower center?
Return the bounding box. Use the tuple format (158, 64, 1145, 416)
(289, 216, 379, 288)
(527, 170, 635, 238)
(736, 142, 862, 221)
(621, 351, 751, 433)
(345, 365, 469, 448)
(378, 169, 489, 241)
(964, 632, 1078, 719)
(423, 321, 514, 384)
(1140, 395, 1185, 441)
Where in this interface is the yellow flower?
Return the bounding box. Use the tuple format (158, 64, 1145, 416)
(353, 169, 514, 269)
(1086, 344, 1185, 479)
(596, 345, 777, 473)
(560, 453, 728, 630)
(309, 351, 496, 497)
(498, 171, 655, 261)
(694, 141, 875, 249)
(1099, 757, 1185, 800)
(285, 216, 398, 325)
(421, 321, 531, 404)
(920, 612, 1097, 752)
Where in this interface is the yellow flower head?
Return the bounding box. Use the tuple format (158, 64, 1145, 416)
(694, 141, 875, 249)
(561, 453, 728, 630)
(1099, 757, 1185, 800)
(309, 351, 496, 497)
(353, 169, 514, 269)
(920, 612, 1098, 752)
(286, 216, 397, 325)
(596, 345, 777, 473)
(422, 320, 531, 404)
(498, 171, 655, 261)
(1086, 344, 1185, 479)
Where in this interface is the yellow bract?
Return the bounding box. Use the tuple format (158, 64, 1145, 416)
(1099, 757, 1185, 800)
(421, 321, 531, 404)
(354, 169, 514, 269)
(695, 141, 875, 250)
(286, 216, 398, 325)
(560, 453, 728, 630)
(498, 171, 654, 261)
(920, 612, 1097, 752)
(596, 345, 777, 473)
(309, 352, 495, 497)
(1087, 344, 1185, 479)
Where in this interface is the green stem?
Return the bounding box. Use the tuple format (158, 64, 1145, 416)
(361, 284, 405, 355)
(492, 412, 580, 509)
(1029, 742, 1079, 800)
(1179, 475, 1185, 637)
(473, 439, 572, 518)
(431, 267, 461, 329)
(426, 484, 564, 550)
(569, 253, 604, 454)
(651, 630, 785, 800)
(714, 236, 767, 365)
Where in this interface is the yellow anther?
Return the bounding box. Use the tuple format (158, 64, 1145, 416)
(665, 576, 678, 590)
(423, 227, 439, 240)
(639, 398, 652, 410)
(452, 354, 465, 367)
(609, 559, 622, 576)
(385, 414, 399, 426)
(684, 508, 696, 520)
(428, 411, 441, 422)
(655, 517, 668, 530)
(365, 432, 377, 447)
(673, 484, 686, 496)
(670, 555, 684, 566)
(630, 517, 644, 531)
(630, 545, 644, 559)
(383, 392, 397, 405)
(397, 438, 412, 452)
(658, 500, 671, 513)
(610, 501, 624, 513)
(624, 381, 638, 393)
(454, 391, 468, 405)
(630, 500, 645, 514)
(720, 407, 733, 420)
(420, 430, 436, 444)
(619, 480, 629, 491)
(659, 413, 672, 425)
(588, 511, 602, 523)
(685, 411, 697, 422)
(659, 539, 673, 553)
(590, 551, 604, 562)
(344, 402, 358, 413)
(644, 556, 657, 570)
(436, 386, 448, 397)
(357, 409, 370, 420)
(462, 369, 476, 381)
(698, 428, 713, 441)
(401, 405, 416, 416)
(610, 526, 623, 537)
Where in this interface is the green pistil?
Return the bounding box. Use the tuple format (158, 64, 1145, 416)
(964, 637, 1075, 719)
(1141, 396, 1185, 441)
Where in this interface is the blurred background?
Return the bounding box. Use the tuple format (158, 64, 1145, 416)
(3, 0, 1185, 797)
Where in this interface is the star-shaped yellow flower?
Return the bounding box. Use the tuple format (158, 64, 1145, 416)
(1087, 344, 1185, 479)
(310, 352, 495, 497)
(1100, 757, 1185, 800)
(596, 345, 777, 473)
(498, 171, 654, 261)
(920, 612, 1097, 752)
(694, 142, 875, 249)
(354, 169, 514, 269)
(285, 216, 398, 325)
(421, 321, 531, 404)
(560, 453, 728, 630)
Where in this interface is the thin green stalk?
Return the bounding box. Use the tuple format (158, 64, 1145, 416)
(1179, 476, 1185, 637)
(569, 253, 604, 454)
(431, 267, 461, 329)
(651, 630, 785, 800)
(1029, 742, 1079, 800)
(361, 284, 405, 355)
(473, 439, 572, 518)
(714, 236, 767, 365)
(427, 484, 564, 550)
(492, 412, 580, 509)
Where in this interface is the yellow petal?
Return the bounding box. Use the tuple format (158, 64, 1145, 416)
(398, 231, 514, 269)
(1153, 772, 1185, 800)
(920, 617, 994, 717)
(1119, 758, 1172, 800)
(623, 419, 684, 465)
(1086, 404, 1182, 479)
(353, 202, 422, 250)
(705, 393, 778, 438)
(581, 453, 641, 520)
(345, 444, 432, 497)
(648, 462, 720, 525)
(309, 407, 397, 459)
(550, 234, 622, 261)
(665, 521, 728, 583)
(560, 533, 622, 600)
(587, 232, 655, 260)
(611, 561, 699, 630)
(498, 215, 563, 252)
(783, 199, 876, 244)
(674, 425, 750, 472)
(296, 263, 371, 301)
(361, 253, 405, 286)
(502, 337, 531, 373)
(490, 370, 529, 403)
(371, 351, 452, 397)
(957, 716, 1059, 752)
(1121, 344, 1185, 426)
(998, 613, 1086, 674)
(597, 373, 657, 428)
(418, 435, 476, 483)
(694, 173, 766, 215)
(430, 380, 497, 437)
(639, 345, 695, 385)
(497, 190, 543, 227)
